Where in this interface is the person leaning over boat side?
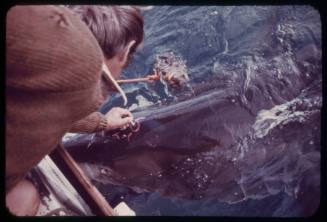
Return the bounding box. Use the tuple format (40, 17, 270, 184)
(5, 5, 110, 216)
(66, 5, 144, 133)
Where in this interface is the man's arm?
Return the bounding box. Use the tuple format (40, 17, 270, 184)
(69, 108, 134, 133)
(69, 112, 108, 133)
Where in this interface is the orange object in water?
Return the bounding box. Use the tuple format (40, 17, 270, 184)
(116, 52, 189, 89)
(116, 72, 160, 84)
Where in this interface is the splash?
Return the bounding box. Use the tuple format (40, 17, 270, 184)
(153, 51, 189, 89)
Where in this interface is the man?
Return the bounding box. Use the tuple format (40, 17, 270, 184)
(5, 5, 111, 215)
(67, 5, 144, 134)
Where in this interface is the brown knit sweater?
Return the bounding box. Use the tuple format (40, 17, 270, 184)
(6, 6, 104, 192)
(70, 112, 108, 133)
(70, 70, 120, 133)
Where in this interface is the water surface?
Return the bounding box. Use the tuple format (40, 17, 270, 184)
(67, 5, 321, 216)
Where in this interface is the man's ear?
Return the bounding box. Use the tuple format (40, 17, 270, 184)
(120, 40, 136, 64)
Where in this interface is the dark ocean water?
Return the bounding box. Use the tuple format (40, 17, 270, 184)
(66, 6, 322, 216)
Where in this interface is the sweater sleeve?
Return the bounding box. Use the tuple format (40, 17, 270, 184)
(69, 112, 108, 133)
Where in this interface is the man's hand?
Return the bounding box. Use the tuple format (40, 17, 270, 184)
(105, 107, 133, 131)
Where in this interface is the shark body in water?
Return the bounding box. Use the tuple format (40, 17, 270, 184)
(64, 41, 321, 213)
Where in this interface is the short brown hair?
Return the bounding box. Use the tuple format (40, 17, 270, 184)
(67, 5, 144, 59)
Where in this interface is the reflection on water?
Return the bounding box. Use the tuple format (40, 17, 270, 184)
(66, 6, 321, 216)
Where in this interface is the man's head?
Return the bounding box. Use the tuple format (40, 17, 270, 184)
(68, 5, 144, 79)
